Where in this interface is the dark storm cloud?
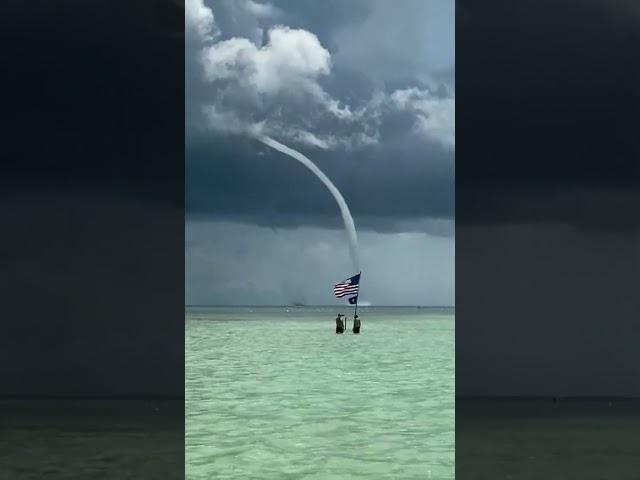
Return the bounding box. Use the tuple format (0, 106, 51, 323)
(457, 0, 640, 231)
(188, 212, 455, 237)
(186, 131, 454, 231)
(186, 0, 455, 231)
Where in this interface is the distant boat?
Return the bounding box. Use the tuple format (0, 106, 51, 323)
(292, 302, 305, 307)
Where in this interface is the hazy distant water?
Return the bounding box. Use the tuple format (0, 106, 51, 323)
(186, 306, 455, 479)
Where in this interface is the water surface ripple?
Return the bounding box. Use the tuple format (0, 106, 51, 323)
(186, 307, 454, 479)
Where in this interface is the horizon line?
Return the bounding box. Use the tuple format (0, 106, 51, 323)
(185, 304, 455, 308)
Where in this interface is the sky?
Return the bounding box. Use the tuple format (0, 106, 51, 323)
(185, 0, 455, 306)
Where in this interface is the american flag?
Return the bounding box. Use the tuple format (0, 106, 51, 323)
(334, 273, 360, 298)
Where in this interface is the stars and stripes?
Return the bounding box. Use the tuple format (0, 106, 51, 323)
(334, 273, 360, 298)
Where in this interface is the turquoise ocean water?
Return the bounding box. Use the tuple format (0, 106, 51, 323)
(186, 306, 454, 479)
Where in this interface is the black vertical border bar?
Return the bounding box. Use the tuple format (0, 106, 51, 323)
(0, 1, 185, 478)
(456, 0, 640, 478)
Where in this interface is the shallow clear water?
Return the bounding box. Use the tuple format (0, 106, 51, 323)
(186, 306, 455, 479)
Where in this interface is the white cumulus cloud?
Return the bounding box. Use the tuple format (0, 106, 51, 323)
(185, 0, 218, 42)
(200, 26, 331, 97)
(187, 3, 453, 153)
(389, 88, 455, 150)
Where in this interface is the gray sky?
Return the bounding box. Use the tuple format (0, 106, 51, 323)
(185, 0, 455, 305)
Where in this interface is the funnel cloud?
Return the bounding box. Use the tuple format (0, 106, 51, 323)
(257, 135, 360, 272)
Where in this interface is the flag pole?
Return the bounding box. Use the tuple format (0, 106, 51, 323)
(353, 271, 361, 323)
